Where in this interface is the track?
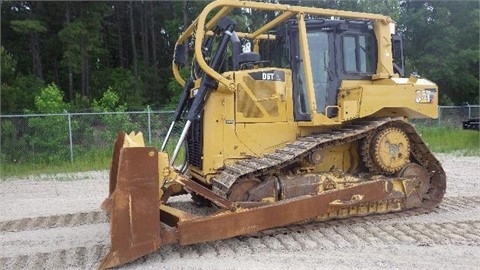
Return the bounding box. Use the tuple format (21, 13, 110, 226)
(1, 195, 479, 269)
(212, 117, 446, 217)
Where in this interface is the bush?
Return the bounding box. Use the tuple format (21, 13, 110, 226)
(92, 88, 140, 143)
(26, 83, 72, 163)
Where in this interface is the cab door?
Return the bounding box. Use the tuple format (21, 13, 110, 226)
(291, 28, 338, 120)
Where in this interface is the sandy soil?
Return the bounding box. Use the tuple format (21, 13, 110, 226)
(1, 153, 479, 269)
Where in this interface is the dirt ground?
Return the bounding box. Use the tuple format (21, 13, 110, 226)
(1, 153, 479, 269)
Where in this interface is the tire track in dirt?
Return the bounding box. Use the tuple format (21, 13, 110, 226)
(1, 195, 477, 234)
(0, 211, 107, 233)
(249, 220, 480, 253)
(1, 196, 479, 269)
(2, 219, 479, 269)
(2, 244, 109, 270)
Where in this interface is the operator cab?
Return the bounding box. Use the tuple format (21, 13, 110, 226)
(268, 19, 377, 119)
(208, 18, 404, 121)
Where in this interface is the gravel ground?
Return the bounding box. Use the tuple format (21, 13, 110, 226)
(1, 153, 479, 269)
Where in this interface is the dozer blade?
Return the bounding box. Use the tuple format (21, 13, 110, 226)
(99, 135, 161, 269)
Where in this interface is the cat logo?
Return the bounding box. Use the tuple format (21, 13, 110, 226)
(415, 89, 436, 104)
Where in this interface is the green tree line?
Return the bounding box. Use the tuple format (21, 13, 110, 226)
(1, 0, 478, 114)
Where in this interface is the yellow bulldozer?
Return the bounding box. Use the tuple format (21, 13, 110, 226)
(99, 0, 446, 268)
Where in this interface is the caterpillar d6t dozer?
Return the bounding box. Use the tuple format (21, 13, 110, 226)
(99, 0, 446, 268)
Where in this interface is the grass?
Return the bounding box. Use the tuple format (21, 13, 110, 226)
(1, 142, 186, 179)
(1, 126, 478, 178)
(415, 125, 480, 156)
(1, 149, 112, 179)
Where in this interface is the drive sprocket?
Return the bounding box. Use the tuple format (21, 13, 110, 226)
(362, 126, 410, 174)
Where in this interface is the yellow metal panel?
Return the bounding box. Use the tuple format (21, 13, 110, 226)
(157, 152, 170, 190)
(297, 113, 339, 126)
(337, 86, 362, 121)
(342, 100, 359, 120)
(337, 79, 438, 120)
(212, 155, 225, 170)
(372, 20, 395, 79)
(234, 122, 298, 156)
(201, 91, 229, 174)
(200, 85, 298, 180)
(358, 83, 438, 119)
(235, 69, 289, 123)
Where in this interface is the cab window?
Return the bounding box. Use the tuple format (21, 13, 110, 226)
(343, 34, 375, 74)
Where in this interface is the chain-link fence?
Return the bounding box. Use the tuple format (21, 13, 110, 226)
(0, 109, 188, 171)
(1, 105, 478, 174)
(438, 105, 480, 127)
(411, 105, 480, 127)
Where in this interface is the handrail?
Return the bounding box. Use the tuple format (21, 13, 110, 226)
(174, 0, 394, 89)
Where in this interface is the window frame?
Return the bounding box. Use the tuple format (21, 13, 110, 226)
(341, 32, 376, 76)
